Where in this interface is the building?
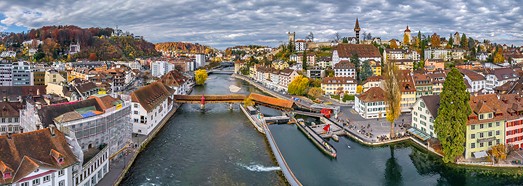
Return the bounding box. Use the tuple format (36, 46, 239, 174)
(158, 70, 190, 95)
(0, 128, 79, 186)
(306, 67, 325, 79)
(411, 95, 440, 138)
(500, 94, 523, 149)
(295, 40, 307, 51)
(413, 73, 433, 98)
(400, 71, 416, 112)
(362, 75, 383, 92)
(332, 44, 381, 66)
(321, 76, 357, 95)
(0, 61, 12, 86)
(333, 60, 356, 78)
(278, 69, 299, 91)
(33, 67, 46, 86)
(384, 49, 405, 62)
(465, 94, 505, 159)
(151, 61, 175, 77)
(0, 102, 24, 135)
(460, 69, 486, 93)
(45, 69, 66, 85)
(354, 18, 361, 44)
(317, 57, 332, 69)
(451, 48, 467, 60)
(428, 71, 446, 95)
(12, 61, 33, 86)
(424, 59, 445, 72)
(195, 54, 206, 68)
(355, 87, 386, 119)
(369, 60, 381, 76)
(291, 52, 316, 67)
(485, 68, 517, 92)
(424, 48, 451, 61)
(391, 59, 415, 72)
(130, 82, 175, 136)
(404, 26, 412, 45)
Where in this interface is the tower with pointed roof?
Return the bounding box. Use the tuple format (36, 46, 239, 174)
(404, 26, 412, 45)
(354, 18, 361, 44)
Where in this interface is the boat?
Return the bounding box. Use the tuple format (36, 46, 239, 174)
(332, 134, 339, 142)
(229, 85, 241, 93)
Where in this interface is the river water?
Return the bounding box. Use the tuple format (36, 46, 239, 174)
(122, 74, 523, 186)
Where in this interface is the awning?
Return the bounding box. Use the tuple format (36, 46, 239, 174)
(407, 128, 431, 141)
(473, 151, 488, 158)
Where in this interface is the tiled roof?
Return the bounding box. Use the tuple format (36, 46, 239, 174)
(0, 86, 46, 98)
(413, 73, 432, 86)
(75, 82, 98, 93)
(130, 82, 172, 112)
(248, 93, 294, 109)
(321, 77, 356, 85)
(363, 75, 383, 84)
(490, 68, 517, 80)
(0, 102, 23, 118)
(459, 69, 485, 81)
(0, 128, 78, 184)
(421, 95, 440, 118)
(358, 87, 385, 102)
(468, 94, 505, 125)
(333, 60, 355, 69)
(335, 44, 381, 58)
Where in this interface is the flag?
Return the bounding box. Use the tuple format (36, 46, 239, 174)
(323, 124, 330, 132)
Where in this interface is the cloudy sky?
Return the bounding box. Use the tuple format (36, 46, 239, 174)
(0, 0, 522, 49)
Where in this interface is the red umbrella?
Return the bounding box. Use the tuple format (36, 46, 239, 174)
(323, 124, 330, 132)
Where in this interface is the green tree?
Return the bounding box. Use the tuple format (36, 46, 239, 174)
(288, 75, 309, 96)
(309, 78, 321, 87)
(195, 69, 208, 85)
(302, 50, 308, 71)
(460, 33, 468, 49)
(360, 60, 373, 83)
(434, 68, 471, 163)
(350, 53, 361, 78)
(383, 62, 402, 138)
(446, 36, 453, 49)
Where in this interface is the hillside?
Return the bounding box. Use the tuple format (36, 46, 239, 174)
(155, 42, 215, 55)
(0, 25, 160, 61)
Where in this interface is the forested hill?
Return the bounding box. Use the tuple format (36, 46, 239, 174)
(0, 25, 160, 62)
(155, 42, 215, 54)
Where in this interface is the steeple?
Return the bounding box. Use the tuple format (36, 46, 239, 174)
(405, 25, 411, 33)
(354, 18, 361, 44)
(354, 18, 361, 32)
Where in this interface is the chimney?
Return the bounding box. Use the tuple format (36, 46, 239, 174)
(20, 128, 23, 133)
(49, 125, 55, 136)
(7, 133, 11, 139)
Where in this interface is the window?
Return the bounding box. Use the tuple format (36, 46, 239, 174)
(471, 143, 475, 148)
(471, 134, 475, 139)
(480, 124, 484, 129)
(480, 142, 484, 147)
(480, 133, 484, 138)
(134, 111, 138, 114)
(420, 102, 425, 108)
(58, 169, 64, 176)
(32, 178, 40, 185)
(488, 123, 492, 128)
(43, 175, 50, 182)
(488, 113, 493, 118)
(496, 130, 500, 135)
(21, 182, 29, 186)
(471, 125, 475, 130)
(496, 122, 500, 127)
(488, 141, 492, 146)
(488, 131, 492, 137)
(480, 114, 484, 120)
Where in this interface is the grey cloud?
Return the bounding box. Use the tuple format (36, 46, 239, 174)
(0, 0, 522, 49)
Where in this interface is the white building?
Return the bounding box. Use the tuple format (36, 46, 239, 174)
(411, 95, 440, 138)
(130, 82, 175, 136)
(74, 145, 109, 186)
(333, 60, 356, 78)
(424, 48, 451, 61)
(485, 68, 517, 92)
(195, 54, 206, 68)
(0, 102, 23, 135)
(0, 61, 12, 86)
(321, 76, 357, 95)
(0, 51, 16, 58)
(278, 69, 299, 91)
(12, 61, 33, 86)
(460, 69, 486, 93)
(151, 61, 175, 77)
(355, 87, 386, 119)
(0, 128, 79, 186)
(295, 40, 307, 51)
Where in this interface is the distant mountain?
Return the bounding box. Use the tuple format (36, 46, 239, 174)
(155, 42, 216, 55)
(0, 25, 160, 61)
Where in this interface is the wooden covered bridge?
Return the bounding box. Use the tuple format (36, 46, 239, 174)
(173, 93, 296, 110)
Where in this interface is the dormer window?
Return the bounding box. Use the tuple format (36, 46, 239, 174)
(488, 113, 493, 119)
(479, 114, 484, 120)
(58, 157, 64, 164)
(3, 172, 11, 179)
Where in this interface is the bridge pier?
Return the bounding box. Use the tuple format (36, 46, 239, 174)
(229, 103, 233, 110)
(200, 104, 205, 110)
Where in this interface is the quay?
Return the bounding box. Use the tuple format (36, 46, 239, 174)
(239, 104, 266, 134)
(264, 115, 291, 124)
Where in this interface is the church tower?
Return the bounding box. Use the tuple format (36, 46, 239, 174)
(404, 25, 411, 45)
(354, 18, 361, 44)
(287, 32, 296, 44)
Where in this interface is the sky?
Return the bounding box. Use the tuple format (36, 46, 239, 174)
(0, 0, 522, 49)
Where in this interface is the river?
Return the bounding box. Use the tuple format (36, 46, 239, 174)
(122, 74, 523, 186)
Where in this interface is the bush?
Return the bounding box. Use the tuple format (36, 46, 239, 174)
(330, 94, 340, 100)
(343, 94, 355, 102)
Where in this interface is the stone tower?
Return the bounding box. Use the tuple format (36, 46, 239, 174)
(287, 32, 296, 44)
(354, 18, 361, 44)
(404, 25, 411, 45)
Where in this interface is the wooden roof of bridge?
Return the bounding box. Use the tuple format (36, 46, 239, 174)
(173, 94, 247, 101)
(248, 93, 294, 109)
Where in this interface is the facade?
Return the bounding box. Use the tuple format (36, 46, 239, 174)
(413, 73, 433, 98)
(411, 95, 440, 138)
(278, 69, 299, 91)
(355, 87, 386, 119)
(400, 71, 416, 112)
(500, 94, 523, 149)
(295, 40, 307, 51)
(369, 60, 381, 76)
(0, 128, 79, 186)
(333, 60, 356, 78)
(33, 67, 46, 86)
(74, 145, 109, 186)
(0, 102, 23, 135)
(465, 94, 506, 159)
(195, 54, 206, 68)
(151, 61, 175, 77)
(0, 61, 12, 86)
(428, 71, 446, 95)
(362, 75, 383, 92)
(12, 61, 33, 86)
(485, 68, 517, 93)
(45, 69, 66, 85)
(424, 59, 445, 72)
(321, 77, 357, 95)
(306, 67, 325, 79)
(391, 59, 415, 72)
(130, 82, 175, 136)
(332, 44, 381, 66)
(424, 48, 451, 61)
(460, 69, 486, 93)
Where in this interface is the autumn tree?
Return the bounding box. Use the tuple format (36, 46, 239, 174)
(490, 144, 507, 163)
(403, 33, 410, 46)
(390, 40, 399, 49)
(383, 62, 402, 138)
(195, 69, 208, 85)
(288, 75, 309, 96)
(431, 33, 441, 48)
(460, 33, 468, 49)
(307, 87, 323, 99)
(88, 53, 97, 61)
(493, 47, 505, 63)
(434, 68, 471, 163)
(243, 97, 255, 107)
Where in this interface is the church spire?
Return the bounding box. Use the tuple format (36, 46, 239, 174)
(354, 18, 361, 32)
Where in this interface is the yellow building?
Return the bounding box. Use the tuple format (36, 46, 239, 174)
(369, 60, 381, 76)
(400, 71, 416, 112)
(465, 94, 506, 159)
(33, 70, 46, 86)
(67, 68, 89, 82)
(45, 70, 66, 85)
(272, 61, 289, 70)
